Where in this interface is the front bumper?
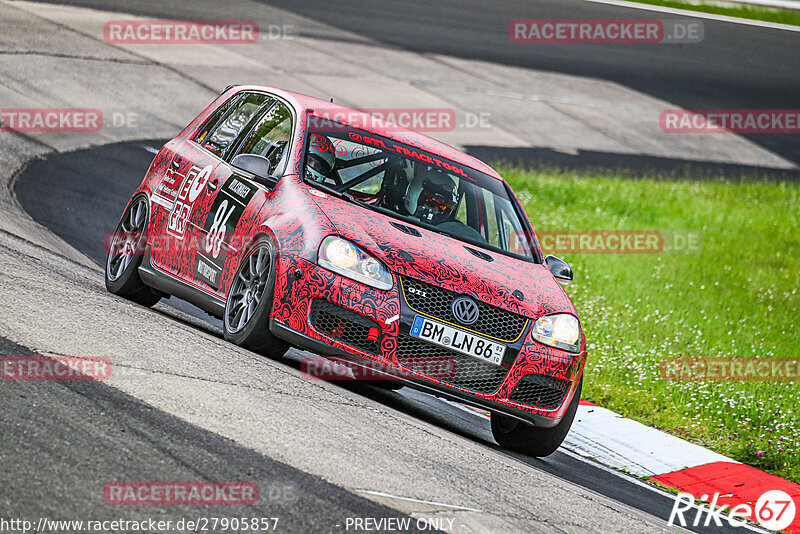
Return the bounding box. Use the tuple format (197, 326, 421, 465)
(269, 257, 586, 428)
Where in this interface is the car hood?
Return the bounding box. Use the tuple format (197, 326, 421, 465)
(311, 193, 576, 319)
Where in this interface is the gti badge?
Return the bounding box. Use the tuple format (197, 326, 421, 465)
(451, 296, 479, 325)
(407, 286, 427, 297)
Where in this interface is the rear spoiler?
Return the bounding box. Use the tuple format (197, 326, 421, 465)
(220, 84, 240, 95)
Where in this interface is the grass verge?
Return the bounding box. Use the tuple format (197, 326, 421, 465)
(501, 168, 800, 482)
(622, 0, 800, 26)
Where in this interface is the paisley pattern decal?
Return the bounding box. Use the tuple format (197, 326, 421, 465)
(116, 85, 586, 422)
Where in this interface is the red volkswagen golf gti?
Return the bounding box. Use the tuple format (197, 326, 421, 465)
(105, 85, 587, 456)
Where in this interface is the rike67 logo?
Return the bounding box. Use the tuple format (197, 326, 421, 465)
(669, 490, 796, 531)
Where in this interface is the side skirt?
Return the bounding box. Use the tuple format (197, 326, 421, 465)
(138, 254, 225, 318)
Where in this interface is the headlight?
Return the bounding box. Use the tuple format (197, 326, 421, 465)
(318, 236, 393, 290)
(531, 314, 581, 353)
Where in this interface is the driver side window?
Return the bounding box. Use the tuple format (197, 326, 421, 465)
(234, 101, 293, 176)
(198, 93, 270, 158)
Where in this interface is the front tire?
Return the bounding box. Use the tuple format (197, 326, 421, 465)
(105, 196, 161, 307)
(491, 378, 582, 457)
(223, 237, 288, 359)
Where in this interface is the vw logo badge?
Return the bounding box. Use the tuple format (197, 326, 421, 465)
(451, 296, 479, 325)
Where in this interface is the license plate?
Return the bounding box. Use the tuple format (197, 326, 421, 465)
(410, 316, 505, 366)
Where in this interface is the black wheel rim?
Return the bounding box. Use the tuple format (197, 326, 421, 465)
(225, 245, 271, 334)
(106, 198, 147, 282)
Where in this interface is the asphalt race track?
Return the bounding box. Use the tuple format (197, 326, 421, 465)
(264, 0, 800, 167)
(13, 140, 750, 533)
(5, 0, 798, 532)
(33, 0, 800, 168)
(0, 335, 430, 533)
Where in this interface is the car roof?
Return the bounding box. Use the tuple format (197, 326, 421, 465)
(227, 85, 504, 181)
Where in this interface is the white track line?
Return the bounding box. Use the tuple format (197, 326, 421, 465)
(138, 144, 159, 155)
(565, 405, 735, 477)
(584, 0, 800, 32)
(355, 489, 482, 512)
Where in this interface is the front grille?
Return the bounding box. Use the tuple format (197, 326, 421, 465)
(401, 277, 528, 342)
(509, 374, 570, 410)
(395, 335, 509, 394)
(310, 299, 380, 355)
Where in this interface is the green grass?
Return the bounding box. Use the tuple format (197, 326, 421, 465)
(625, 0, 800, 26)
(501, 168, 800, 482)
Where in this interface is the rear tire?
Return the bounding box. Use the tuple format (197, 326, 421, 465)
(105, 196, 161, 307)
(223, 237, 288, 359)
(491, 378, 582, 457)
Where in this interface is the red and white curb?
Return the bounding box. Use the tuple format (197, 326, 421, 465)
(311, 364, 799, 531)
(565, 401, 730, 477)
(565, 400, 800, 533)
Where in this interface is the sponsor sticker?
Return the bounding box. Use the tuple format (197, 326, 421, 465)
(192, 176, 257, 290)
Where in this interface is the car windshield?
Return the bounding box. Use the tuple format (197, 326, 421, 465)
(303, 118, 536, 261)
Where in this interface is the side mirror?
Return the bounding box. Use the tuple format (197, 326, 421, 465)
(231, 154, 278, 188)
(545, 255, 573, 286)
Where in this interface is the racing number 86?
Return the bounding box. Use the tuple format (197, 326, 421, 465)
(205, 200, 235, 258)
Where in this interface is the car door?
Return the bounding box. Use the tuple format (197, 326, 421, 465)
(149, 142, 222, 280)
(149, 92, 272, 290)
(191, 97, 295, 299)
